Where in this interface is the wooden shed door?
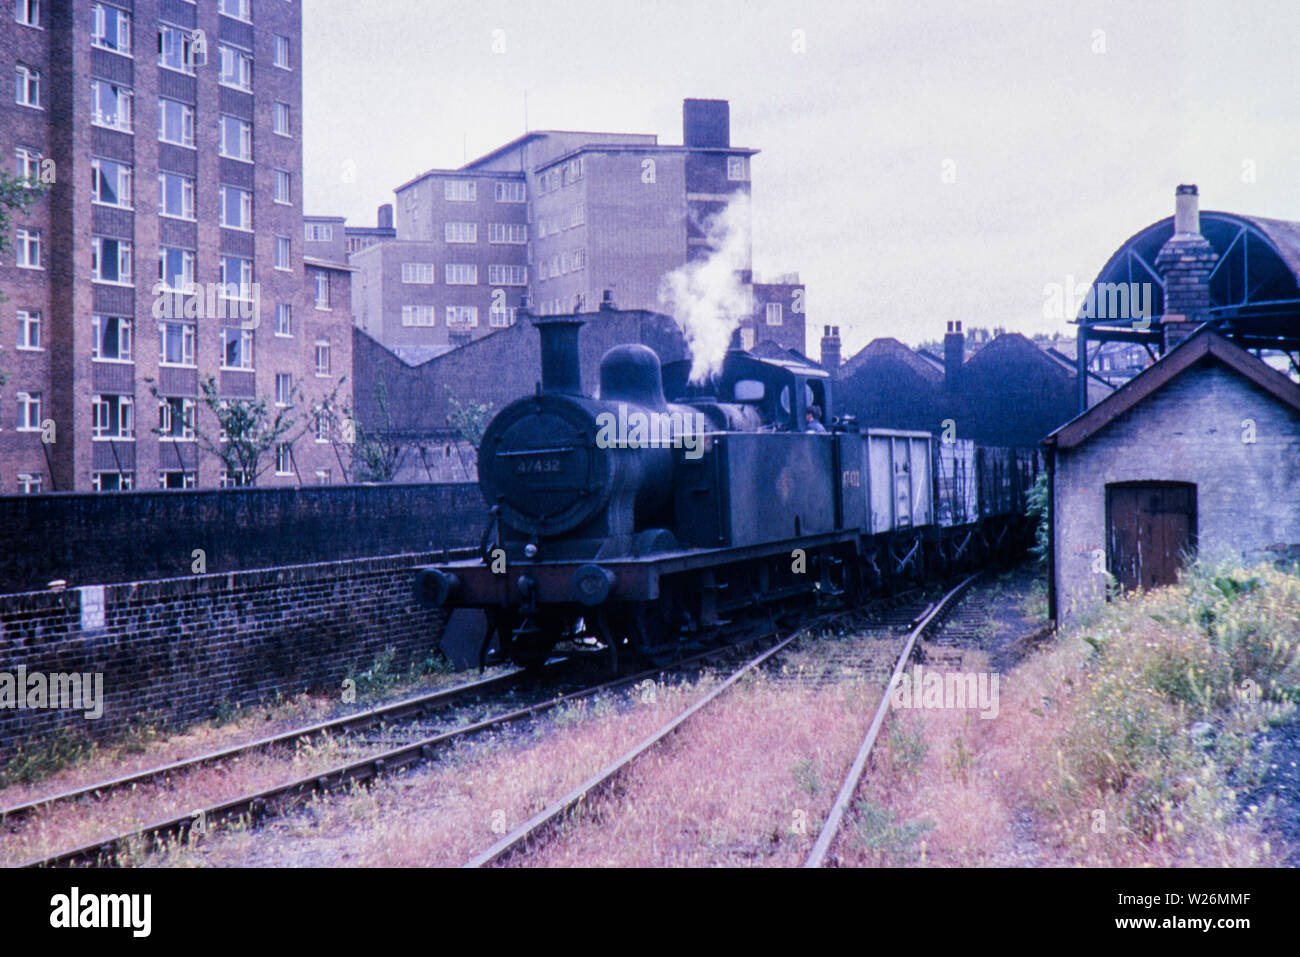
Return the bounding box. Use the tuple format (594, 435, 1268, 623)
(1107, 483, 1196, 591)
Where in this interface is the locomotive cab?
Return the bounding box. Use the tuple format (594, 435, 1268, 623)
(663, 349, 834, 432)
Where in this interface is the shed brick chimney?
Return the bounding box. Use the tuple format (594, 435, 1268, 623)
(944, 321, 965, 380)
(821, 325, 841, 371)
(1155, 184, 1218, 352)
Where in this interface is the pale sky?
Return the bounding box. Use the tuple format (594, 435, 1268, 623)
(302, 0, 1300, 359)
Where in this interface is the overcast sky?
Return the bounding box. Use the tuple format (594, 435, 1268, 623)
(302, 0, 1300, 358)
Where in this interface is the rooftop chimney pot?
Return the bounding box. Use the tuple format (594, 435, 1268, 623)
(1174, 184, 1200, 236)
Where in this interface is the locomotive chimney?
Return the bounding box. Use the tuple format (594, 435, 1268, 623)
(533, 313, 585, 395)
(944, 321, 965, 380)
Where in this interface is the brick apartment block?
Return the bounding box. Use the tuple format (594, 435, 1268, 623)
(0, 0, 353, 493)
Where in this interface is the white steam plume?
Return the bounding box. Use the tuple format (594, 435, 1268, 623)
(658, 193, 753, 383)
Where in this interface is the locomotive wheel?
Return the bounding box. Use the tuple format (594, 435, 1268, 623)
(631, 595, 684, 668)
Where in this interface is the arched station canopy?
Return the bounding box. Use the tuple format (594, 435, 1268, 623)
(1073, 211, 1300, 409)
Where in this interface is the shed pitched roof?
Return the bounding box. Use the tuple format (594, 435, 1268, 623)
(838, 337, 944, 383)
(1044, 329, 1300, 449)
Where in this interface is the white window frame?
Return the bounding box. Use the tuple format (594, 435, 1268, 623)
(92, 237, 133, 285)
(218, 44, 253, 91)
(494, 181, 525, 203)
(91, 314, 133, 362)
(489, 223, 527, 244)
(401, 305, 435, 327)
(445, 263, 477, 286)
(314, 340, 331, 376)
(220, 255, 254, 303)
(444, 180, 476, 202)
(314, 271, 330, 310)
(273, 168, 291, 205)
(218, 0, 251, 23)
(765, 302, 783, 326)
(16, 65, 40, 109)
(445, 305, 479, 330)
(274, 235, 291, 271)
(16, 0, 40, 28)
(158, 99, 196, 148)
(16, 391, 42, 431)
(273, 101, 291, 137)
(275, 444, 294, 476)
(158, 396, 196, 442)
(274, 373, 293, 407)
(158, 25, 198, 75)
(158, 247, 196, 291)
(158, 321, 196, 367)
(91, 393, 134, 441)
(92, 157, 133, 209)
(15, 228, 41, 269)
(158, 470, 197, 490)
(91, 79, 133, 132)
(218, 115, 252, 162)
(401, 262, 435, 284)
(220, 328, 254, 371)
(219, 184, 253, 230)
(17, 310, 41, 351)
(488, 264, 527, 286)
(275, 303, 293, 337)
(273, 34, 291, 69)
(727, 156, 748, 182)
(445, 221, 477, 244)
(16, 472, 42, 494)
(159, 171, 196, 220)
(91, 4, 131, 54)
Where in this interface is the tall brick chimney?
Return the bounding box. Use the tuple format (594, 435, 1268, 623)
(1155, 184, 1218, 352)
(944, 321, 964, 380)
(821, 325, 841, 371)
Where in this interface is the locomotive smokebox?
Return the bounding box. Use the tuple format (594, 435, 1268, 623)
(534, 314, 585, 396)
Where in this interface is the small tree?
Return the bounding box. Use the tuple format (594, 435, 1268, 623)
(445, 386, 493, 479)
(337, 379, 406, 483)
(147, 375, 343, 486)
(1025, 470, 1050, 570)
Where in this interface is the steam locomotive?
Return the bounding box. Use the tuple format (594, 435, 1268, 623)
(416, 313, 1039, 669)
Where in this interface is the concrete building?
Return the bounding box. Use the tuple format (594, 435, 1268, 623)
(0, 0, 351, 491)
(1045, 330, 1300, 627)
(348, 98, 807, 359)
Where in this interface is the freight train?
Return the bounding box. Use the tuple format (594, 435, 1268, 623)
(416, 313, 1039, 669)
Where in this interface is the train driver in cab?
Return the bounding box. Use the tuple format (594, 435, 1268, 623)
(805, 405, 828, 433)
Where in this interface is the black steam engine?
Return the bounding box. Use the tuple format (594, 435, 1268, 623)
(417, 313, 1038, 669)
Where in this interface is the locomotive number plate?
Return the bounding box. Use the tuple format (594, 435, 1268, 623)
(515, 456, 564, 475)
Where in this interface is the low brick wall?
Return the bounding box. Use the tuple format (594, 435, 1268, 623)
(0, 482, 483, 595)
(0, 552, 458, 759)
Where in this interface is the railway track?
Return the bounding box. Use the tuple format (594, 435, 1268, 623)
(18, 603, 856, 869)
(463, 580, 971, 868)
(804, 573, 981, 867)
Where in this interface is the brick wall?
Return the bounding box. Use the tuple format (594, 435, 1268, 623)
(1054, 362, 1300, 627)
(0, 482, 482, 594)
(0, 552, 456, 759)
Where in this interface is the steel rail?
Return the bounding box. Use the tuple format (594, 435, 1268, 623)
(803, 573, 981, 868)
(2, 667, 527, 826)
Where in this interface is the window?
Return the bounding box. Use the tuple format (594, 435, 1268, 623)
(765, 302, 783, 326)
(221, 328, 253, 370)
(16, 0, 39, 27)
(275, 373, 293, 406)
(15, 228, 40, 269)
(159, 470, 196, 490)
(305, 223, 332, 241)
(740, 327, 755, 351)
(158, 99, 195, 147)
(218, 0, 250, 22)
(276, 303, 292, 336)
(220, 256, 254, 300)
(218, 45, 253, 91)
(273, 34, 291, 69)
(489, 305, 517, 328)
(15, 65, 40, 108)
(274, 236, 291, 271)
(17, 473, 42, 494)
(91, 79, 132, 131)
(17, 310, 40, 350)
(444, 180, 476, 202)
(218, 185, 252, 229)
(314, 271, 330, 309)
(92, 471, 134, 491)
(488, 264, 527, 286)
(446, 306, 479, 330)
(158, 25, 198, 74)
(401, 263, 435, 284)
(495, 181, 525, 203)
(275, 444, 293, 475)
(16, 146, 41, 186)
(92, 394, 134, 440)
(159, 172, 196, 219)
(219, 115, 252, 161)
(220, 468, 247, 489)
(445, 221, 477, 244)
(569, 204, 586, 228)
(158, 397, 195, 441)
(445, 263, 477, 285)
(489, 223, 527, 244)
(273, 169, 291, 204)
(314, 468, 331, 485)
(727, 156, 748, 181)
(158, 247, 195, 291)
(93, 158, 133, 208)
(91, 4, 131, 54)
(92, 315, 132, 361)
(314, 340, 331, 376)
(401, 306, 435, 327)
(272, 101, 291, 136)
(158, 321, 196, 365)
(16, 391, 41, 431)
(92, 237, 132, 284)
(315, 410, 331, 443)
